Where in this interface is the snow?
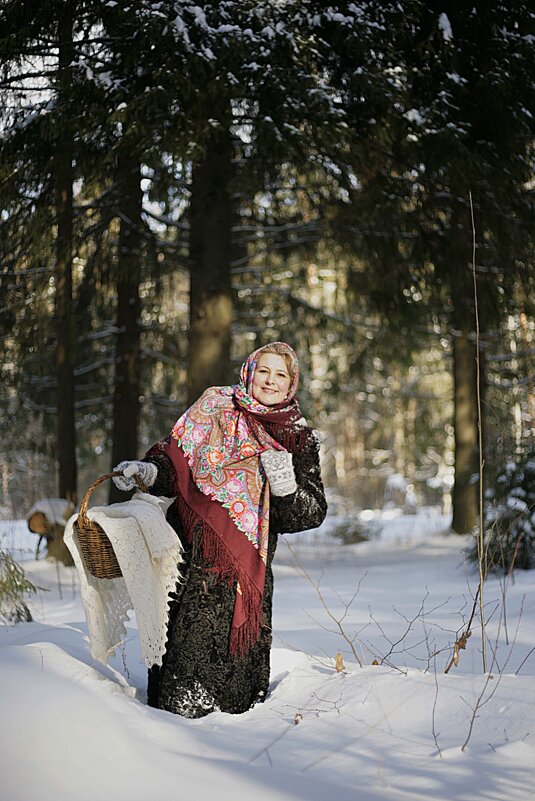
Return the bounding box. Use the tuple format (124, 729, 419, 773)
(1, 511, 534, 801)
(385, 472, 407, 491)
(438, 13, 453, 42)
(507, 497, 528, 512)
(446, 72, 467, 85)
(26, 497, 74, 527)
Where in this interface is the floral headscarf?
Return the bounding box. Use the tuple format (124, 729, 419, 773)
(238, 342, 299, 402)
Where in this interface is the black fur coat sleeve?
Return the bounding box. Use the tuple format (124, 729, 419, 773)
(268, 429, 327, 534)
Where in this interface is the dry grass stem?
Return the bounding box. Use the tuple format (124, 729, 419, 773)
(470, 190, 487, 673)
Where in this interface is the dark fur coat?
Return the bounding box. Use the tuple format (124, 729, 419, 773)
(145, 425, 327, 718)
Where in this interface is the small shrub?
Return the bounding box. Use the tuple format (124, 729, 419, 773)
(468, 450, 535, 573)
(329, 519, 369, 545)
(0, 549, 39, 624)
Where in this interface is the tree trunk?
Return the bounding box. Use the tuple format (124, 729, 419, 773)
(188, 126, 233, 404)
(405, 395, 417, 481)
(451, 330, 478, 533)
(55, 1, 77, 504)
(109, 157, 143, 504)
(393, 392, 405, 475)
(46, 524, 75, 567)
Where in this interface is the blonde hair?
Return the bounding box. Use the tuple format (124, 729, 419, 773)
(257, 343, 296, 380)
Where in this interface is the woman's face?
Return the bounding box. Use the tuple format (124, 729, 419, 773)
(251, 353, 292, 406)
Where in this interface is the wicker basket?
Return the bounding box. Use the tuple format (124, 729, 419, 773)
(75, 471, 146, 580)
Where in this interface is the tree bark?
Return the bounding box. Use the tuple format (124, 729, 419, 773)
(187, 126, 233, 404)
(55, 1, 77, 504)
(109, 157, 143, 504)
(451, 330, 478, 533)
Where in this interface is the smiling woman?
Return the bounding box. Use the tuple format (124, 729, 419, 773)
(251, 352, 292, 406)
(111, 341, 328, 718)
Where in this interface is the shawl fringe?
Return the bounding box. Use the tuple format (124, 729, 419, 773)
(174, 487, 262, 657)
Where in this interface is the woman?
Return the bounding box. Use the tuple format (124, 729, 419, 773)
(113, 342, 327, 717)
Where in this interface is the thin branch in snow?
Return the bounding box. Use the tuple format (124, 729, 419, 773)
(431, 655, 442, 758)
(462, 595, 526, 751)
(283, 538, 364, 667)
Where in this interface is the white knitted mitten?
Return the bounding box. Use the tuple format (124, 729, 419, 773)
(112, 460, 158, 492)
(260, 450, 297, 496)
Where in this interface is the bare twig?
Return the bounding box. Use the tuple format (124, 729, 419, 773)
(444, 587, 479, 673)
(462, 595, 525, 751)
(273, 630, 339, 671)
(443, 201, 494, 674)
(283, 539, 364, 667)
(431, 655, 442, 758)
(515, 645, 535, 676)
(372, 592, 444, 666)
(55, 560, 63, 600)
(470, 190, 487, 673)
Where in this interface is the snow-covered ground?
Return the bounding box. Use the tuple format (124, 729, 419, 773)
(1, 510, 534, 801)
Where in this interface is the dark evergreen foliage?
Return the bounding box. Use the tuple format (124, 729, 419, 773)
(0, 1, 533, 514)
(468, 450, 535, 573)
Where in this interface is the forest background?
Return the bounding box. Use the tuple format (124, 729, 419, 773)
(0, 0, 533, 534)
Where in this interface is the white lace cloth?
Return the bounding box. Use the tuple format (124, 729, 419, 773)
(64, 491, 183, 668)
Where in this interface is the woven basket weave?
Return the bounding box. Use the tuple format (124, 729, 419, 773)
(75, 471, 146, 580)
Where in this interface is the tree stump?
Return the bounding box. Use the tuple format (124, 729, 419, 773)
(27, 505, 74, 567)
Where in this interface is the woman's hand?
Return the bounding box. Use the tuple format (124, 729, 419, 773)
(260, 450, 297, 496)
(112, 460, 158, 491)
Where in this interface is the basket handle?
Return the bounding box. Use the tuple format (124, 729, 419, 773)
(78, 471, 148, 525)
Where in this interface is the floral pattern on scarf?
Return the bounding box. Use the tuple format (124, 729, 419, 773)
(171, 341, 300, 557)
